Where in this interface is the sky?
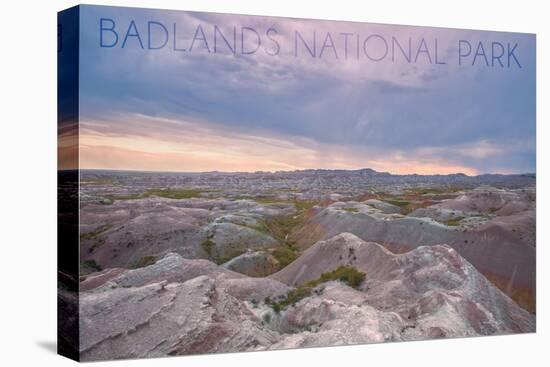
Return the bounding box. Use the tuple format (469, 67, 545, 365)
(75, 5, 536, 175)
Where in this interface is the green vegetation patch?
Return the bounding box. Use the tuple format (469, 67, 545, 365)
(200, 233, 248, 265)
(259, 199, 321, 269)
(440, 217, 464, 226)
(104, 187, 216, 202)
(311, 265, 366, 288)
(145, 188, 206, 199)
(341, 207, 360, 213)
(131, 255, 158, 269)
(266, 287, 312, 313)
(88, 238, 106, 254)
(82, 259, 102, 272)
(250, 197, 317, 211)
(264, 215, 300, 240)
(383, 197, 431, 215)
(271, 245, 299, 268)
(213, 249, 248, 265)
(81, 224, 112, 254)
(83, 177, 120, 185)
(407, 186, 463, 195)
(262, 200, 317, 240)
(80, 224, 112, 242)
(201, 238, 216, 257)
(214, 198, 321, 270)
(266, 266, 366, 313)
(386, 199, 411, 208)
(293, 200, 318, 212)
(104, 193, 144, 201)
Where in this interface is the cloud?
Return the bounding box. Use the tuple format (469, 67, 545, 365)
(416, 140, 503, 160)
(81, 114, 483, 175)
(75, 6, 536, 174)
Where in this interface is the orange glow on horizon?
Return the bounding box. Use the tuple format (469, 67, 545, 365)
(79, 139, 479, 176)
(78, 116, 481, 176)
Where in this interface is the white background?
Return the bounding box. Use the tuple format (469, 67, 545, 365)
(1, 0, 547, 365)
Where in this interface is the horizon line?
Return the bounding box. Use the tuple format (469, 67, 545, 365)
(66, 167, 536, 177)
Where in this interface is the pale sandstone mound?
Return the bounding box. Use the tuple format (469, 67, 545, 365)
(82, 252, 237, 290)
(80, 276, 280, 361)
(80, 252, 290, 303)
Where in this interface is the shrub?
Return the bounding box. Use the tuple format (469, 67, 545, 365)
(272, 245, 298, 268)
(80, 224, 112, 242)
(201, 238, 216, 257)
(131, 255, 158, 269)
(441, 217, 464, 226)
(386, 199, 410, 207)
(262, 312, 272, 324)
(314, 265, 366, 288)
(266, 266, 366, 313)
(83, 259, 102, 272)
(341, 207, 359, 213)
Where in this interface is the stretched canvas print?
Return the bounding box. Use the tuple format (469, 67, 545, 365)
(58, 4, 536, 362)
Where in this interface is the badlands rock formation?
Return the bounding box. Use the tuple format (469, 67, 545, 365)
(69, 170, 536, 361)
(79, 197, 290, 270)
(293, 187, 536, 311)
(75, 233, 534, 361)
